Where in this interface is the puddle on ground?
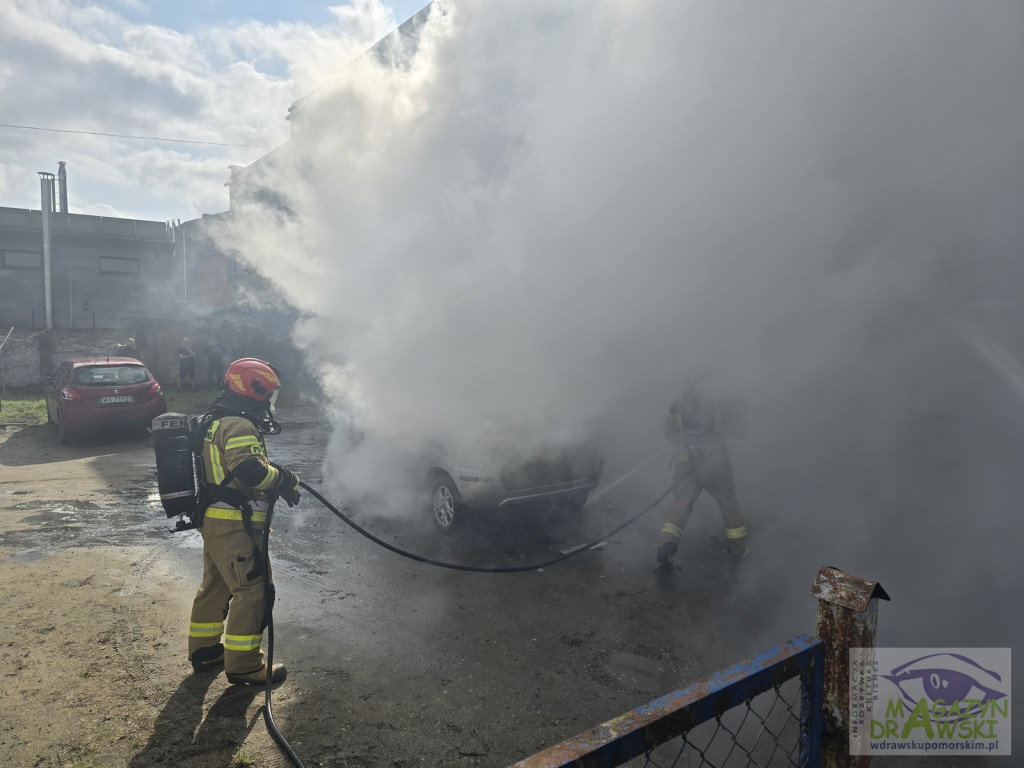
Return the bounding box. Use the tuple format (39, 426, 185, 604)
(9, 499, 102, 512)
(605, 651, 678, 694)
(18, 508, 90, 526)
(0, 495, 169, 563)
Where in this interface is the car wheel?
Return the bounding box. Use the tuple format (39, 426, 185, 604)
(430, 476, 465, 533)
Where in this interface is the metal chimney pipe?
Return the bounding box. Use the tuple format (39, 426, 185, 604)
(57, 161, 68, 214)
(38, 172, 55, 328)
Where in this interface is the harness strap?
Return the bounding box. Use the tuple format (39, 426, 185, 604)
(201, 470, 267, 580)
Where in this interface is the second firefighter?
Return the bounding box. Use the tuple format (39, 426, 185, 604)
(656, 377, 749, 568)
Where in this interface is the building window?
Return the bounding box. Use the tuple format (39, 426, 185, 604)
(100, 257, 140, 275)
(1, 250, 43, 269)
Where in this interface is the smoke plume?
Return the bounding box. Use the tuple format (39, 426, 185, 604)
(215, 0, 1024, 614)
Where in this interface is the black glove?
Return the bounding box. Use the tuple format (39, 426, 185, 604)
(271, 463, 301, 507)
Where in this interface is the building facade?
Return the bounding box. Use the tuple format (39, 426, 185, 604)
(0, 167, 177, 331)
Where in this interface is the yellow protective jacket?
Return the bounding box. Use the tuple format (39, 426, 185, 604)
(200, 415, 287, 521)
(665, 391, 748, 470)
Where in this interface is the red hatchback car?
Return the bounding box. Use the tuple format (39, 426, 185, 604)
(42, 357, 168, 443)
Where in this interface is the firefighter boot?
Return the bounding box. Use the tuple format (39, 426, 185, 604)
(190, 643, 225, 673)
(226, 663, 287, 686)
(656, 541, 678, 569)
(726, 526, 748, 558)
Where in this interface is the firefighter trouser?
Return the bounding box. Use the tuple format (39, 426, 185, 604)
(659, 449, 747, 555)
(188, 513, 272, 675)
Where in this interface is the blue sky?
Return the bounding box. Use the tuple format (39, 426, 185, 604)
(117, 0, 429, 31)
(0, 0, 431, 221)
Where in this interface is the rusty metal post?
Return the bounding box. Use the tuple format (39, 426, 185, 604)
(810, 566, 890, 768)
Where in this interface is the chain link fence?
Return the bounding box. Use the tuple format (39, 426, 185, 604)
(625, 678, 806, 767)
(511, 634, 824, 768)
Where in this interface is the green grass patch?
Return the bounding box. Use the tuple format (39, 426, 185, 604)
(161, 387, 223, 416)
(0, 385, 314, 424)
(0, 387, 48, 424)
(163, 386, 314, 416)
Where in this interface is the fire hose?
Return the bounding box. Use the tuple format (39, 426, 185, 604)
(298, 480, 673, 572)
(256, 505, 304, 768)
(256, 480, 674, 768)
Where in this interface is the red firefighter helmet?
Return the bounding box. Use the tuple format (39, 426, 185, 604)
(224, 358, 281, 403)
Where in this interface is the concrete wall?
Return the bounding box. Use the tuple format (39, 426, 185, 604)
(0, 221, 49, 328)
(0, 207, 176, 330)
(175, 216, 235, 308)
(51, 236, 175, 330)
(1, 211, 316, 397)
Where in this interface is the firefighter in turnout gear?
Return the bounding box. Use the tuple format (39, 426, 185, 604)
(657, 377, 749, 568)
(187, 358, 301, 685)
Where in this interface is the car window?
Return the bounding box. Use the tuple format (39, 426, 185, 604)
(71, 365, 150, 386)
(53, 362, 70, 384)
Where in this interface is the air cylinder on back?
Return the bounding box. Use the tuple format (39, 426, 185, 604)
(152, 412, 196, 518)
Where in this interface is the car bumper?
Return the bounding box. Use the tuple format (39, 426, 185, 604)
(59, 400, 167, 432)
(456, 476, 600, 508)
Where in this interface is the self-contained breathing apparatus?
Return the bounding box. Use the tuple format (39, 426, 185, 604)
(152, 411, 206, 531)
(152, 410, 235, 532)
(152, 403, 282, 532)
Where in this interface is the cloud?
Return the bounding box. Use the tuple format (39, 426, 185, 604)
(0, 0, 399, 219)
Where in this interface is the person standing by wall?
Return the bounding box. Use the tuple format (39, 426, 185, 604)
(124, 337, 139, 359)
(177, 338, 197, 392)
(114, 337, 140, 360)
(203, 341, 225, 389)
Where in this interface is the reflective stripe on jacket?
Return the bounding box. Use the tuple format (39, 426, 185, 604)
(204, 506, 269, 523)
(201, 416, 279, 506)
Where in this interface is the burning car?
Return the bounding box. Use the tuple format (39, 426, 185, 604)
(423, 434, 604, 532)
(41, 357, 168, 444)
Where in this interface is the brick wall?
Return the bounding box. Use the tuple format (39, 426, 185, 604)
(0, 325, 195, 389)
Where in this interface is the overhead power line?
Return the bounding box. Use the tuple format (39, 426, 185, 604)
(0, 122, 270, 149)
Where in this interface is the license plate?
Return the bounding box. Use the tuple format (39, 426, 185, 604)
(99, 395, 134, 404)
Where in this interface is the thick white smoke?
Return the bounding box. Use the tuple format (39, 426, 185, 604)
(214, 0, 1024, 537)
